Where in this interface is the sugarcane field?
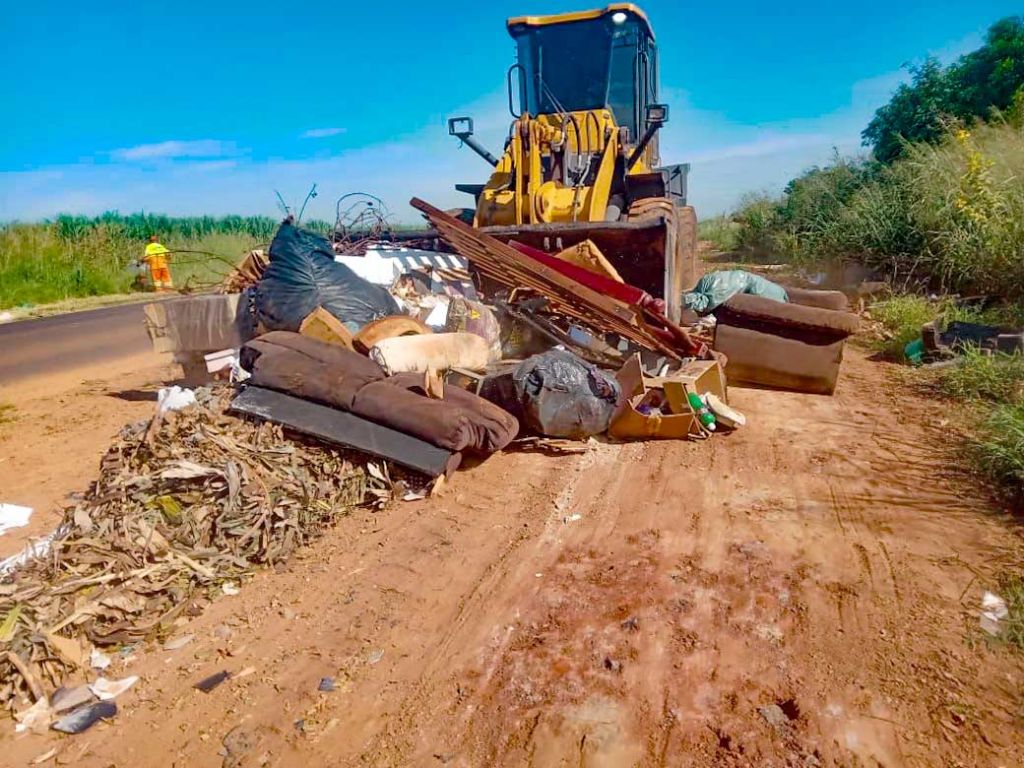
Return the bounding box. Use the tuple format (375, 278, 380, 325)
(2, 3, 1024, 767)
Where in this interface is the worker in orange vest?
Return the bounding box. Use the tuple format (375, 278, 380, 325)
(143, 235, 173, 292)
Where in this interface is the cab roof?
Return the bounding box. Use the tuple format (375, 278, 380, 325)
(506, 4, 654, 41)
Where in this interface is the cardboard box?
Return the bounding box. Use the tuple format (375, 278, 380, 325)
(609, 355, 697, 439)
(609, 355, 727, 441)
(656, 359, 728, 416)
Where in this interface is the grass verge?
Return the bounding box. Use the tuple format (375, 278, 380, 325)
(698, 216, 739, 253)
(968, 403, 1024, 507)
(995, 571, 1024, 651)
(871, 294, 1024, 508)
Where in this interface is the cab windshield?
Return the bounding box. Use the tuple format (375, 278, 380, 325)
(513, 16, 649, 138)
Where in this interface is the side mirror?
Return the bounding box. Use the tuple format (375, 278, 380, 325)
(645, 103, 669, 126)
(448, 116, 474, 138)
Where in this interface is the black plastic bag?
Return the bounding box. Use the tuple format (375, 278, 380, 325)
(255, 222, 400, 332)
(512, 350, 620, 439)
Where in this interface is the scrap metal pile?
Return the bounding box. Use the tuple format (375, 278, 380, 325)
(0, 388, 379, 714)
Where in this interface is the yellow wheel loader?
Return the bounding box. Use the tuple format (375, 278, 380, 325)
(447, 3, 697, 322)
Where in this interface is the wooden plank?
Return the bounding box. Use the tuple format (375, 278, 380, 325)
(230, 386, 460, 478)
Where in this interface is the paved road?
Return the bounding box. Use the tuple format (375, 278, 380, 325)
(0, 303, 154, 384)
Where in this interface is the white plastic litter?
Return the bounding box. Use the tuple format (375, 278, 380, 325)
(980, 591, 1009, 636)
(221, 582, 240, 596)
(0, 526, 64, 577)
(156, 386, 197, 416)
(424, 301, 451, 331)
(0, 503, 33, 536)
(0, 311, 14, 324)
(204, 348, 250, 383)
(335, 248, 468, 287)
(90, 648, 112, 670)
(89, 675, 139, 701)
(704, 393, 747, 430)
(14, 698, 52, 734)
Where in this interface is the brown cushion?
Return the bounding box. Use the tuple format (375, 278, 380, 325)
(241, 331, 385, 411)
(717, 294, 859, 338)
(353, 374, 518, 454)
(785, 287, 849, 311)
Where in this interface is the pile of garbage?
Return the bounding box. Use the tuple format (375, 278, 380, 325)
(7, 198, 854, 732)
(0, 388, 385, 717)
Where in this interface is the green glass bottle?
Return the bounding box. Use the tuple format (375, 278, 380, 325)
(687, 391, 717, 432)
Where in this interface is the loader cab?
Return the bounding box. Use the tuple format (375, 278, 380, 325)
(506, 4, 657, 145)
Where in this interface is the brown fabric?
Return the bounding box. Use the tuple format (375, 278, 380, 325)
(714, 323, 845, 395)
(718, 294, 860, 338)
(241, 331, 517, 455)
(785, 287, 849, 311)
(241, 331, 385, 411)
(354, 373, 519, 454)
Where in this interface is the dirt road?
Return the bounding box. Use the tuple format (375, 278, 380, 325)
(5, 347, 1022, 767)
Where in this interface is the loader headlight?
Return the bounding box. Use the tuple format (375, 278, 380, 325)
(611, 11, 627, 24)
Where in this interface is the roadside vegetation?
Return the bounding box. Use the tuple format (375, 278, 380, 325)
(0, 213, 332, 310)
(714, 17, 1024, 510)
(724, 17, 1024, 301)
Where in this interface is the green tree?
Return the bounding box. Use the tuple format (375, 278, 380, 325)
(863, 16, 1024, 163)
(953, 17, 1024, 119)
(862, 58, 957, 163)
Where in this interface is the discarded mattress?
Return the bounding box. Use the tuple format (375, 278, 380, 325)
(240, 332, 516, 454)
(241, 331, 385, 411)
(231, 386, 460, 478)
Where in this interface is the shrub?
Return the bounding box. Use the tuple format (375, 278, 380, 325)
(970, 403, 1024, 507)
(940, 348, 1024, 404)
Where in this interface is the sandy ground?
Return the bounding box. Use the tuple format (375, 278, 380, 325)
(2, 343, 1023, 767)
(0, 351, 174, 558)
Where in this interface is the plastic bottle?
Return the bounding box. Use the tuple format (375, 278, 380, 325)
(687, 391, 717, 432)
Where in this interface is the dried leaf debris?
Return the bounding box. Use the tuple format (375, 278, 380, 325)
(0, 388, 383, 713)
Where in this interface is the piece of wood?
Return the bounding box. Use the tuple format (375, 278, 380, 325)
(299, 306, 356, 351)
(555, 239, 624, 282)
(230, 386, 460, 478)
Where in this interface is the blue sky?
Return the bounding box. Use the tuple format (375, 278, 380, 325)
(1, 1, 1018, 222)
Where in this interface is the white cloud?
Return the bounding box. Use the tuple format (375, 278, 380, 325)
(300, 127, 347, 139)
(110, 139, 233, 162)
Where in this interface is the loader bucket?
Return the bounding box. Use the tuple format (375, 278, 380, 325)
(480, 214, 694, 323)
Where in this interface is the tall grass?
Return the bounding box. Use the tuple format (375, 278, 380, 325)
(730, 120, 1024, 300)
(970, 403, 1024, 506)
(50, 212, 330, 241)
(0, 222, 262, 308)
(697, 216, 739, 253)
(940, 348, 1024, 403)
